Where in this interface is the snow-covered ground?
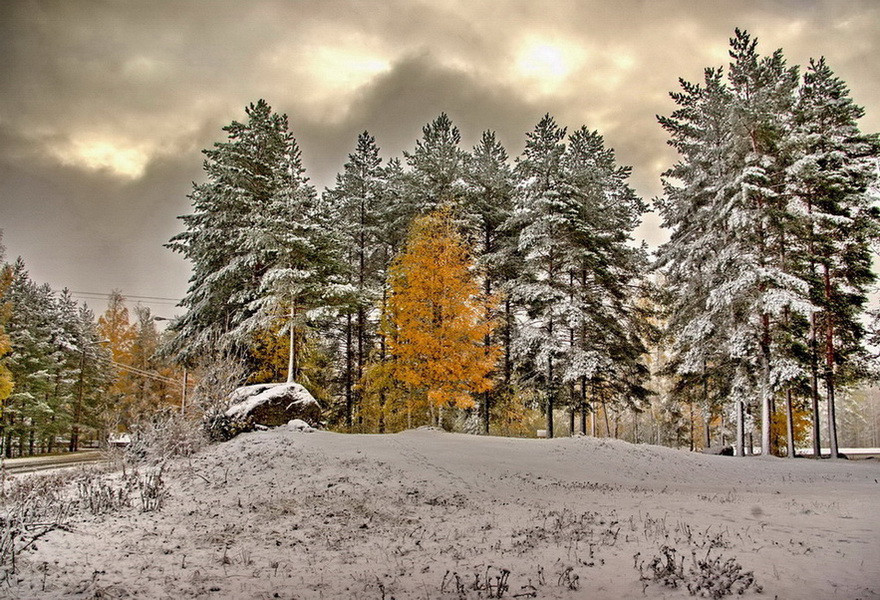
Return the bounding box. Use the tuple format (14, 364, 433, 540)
(9, 427, 880, 599)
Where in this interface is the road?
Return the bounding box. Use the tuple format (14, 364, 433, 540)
(1, 450, 103, 475)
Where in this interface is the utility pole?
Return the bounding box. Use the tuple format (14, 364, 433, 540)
(181, 368, 188, 414)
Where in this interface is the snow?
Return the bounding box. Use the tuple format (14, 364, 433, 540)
(224, 382, 319, 420)
(7, 430, 880, 598)
(287, 418, 315, 432)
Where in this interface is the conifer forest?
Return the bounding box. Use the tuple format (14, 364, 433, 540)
(2, 29, 879, 457)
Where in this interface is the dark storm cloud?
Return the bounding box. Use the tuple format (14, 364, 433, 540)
(0, 0, 878, 312)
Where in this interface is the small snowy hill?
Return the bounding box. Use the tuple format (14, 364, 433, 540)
(16, 428, 880, 599)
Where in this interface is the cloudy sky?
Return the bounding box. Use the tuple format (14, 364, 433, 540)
(1, 0, 878, 317)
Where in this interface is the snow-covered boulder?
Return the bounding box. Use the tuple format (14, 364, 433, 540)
(225, 382, 322, 428)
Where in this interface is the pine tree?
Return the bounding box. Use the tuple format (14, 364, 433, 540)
(383, 207, 499, 427)
(70, 303, 112, 451)
(787, 57, 880, 457)
(234, 115, 340, 384)
(506, 114, 570, 438)
(168, 100, 297, 364)
(168, 100, 338, 386)
(4, 261, 64, 455)
(326, 131, 389, 427)
(402, 113, 469, 218)
(461, 130, 516, 433)
(657, 30, 817, 457)
(505, 115, 650, 438)
(561, 125, 651, 436)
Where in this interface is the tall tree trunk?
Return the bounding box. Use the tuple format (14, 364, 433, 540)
(702, 363, 710, 449)
(760, 313, 772, 456)
(603, 398, 611, 437)
(810, 313, 822, 457)
(703, 412, 711, 450)
(483, 247, 493, 435)
(579, 377, 587, 435)
(689, 400, 695, 452)
(287, 304, 297, 383)
(70, 348, 86, 452)
(504, 298, 512, 388)
(345, 312, 354, 429)
(824, 264, 840, 458)
(546, 354, 554, 439)
(735, 399, 744, 457)
(378, 287, 387, 434)
(785, 387, 796, 458)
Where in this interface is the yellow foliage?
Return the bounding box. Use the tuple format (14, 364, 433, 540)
(248, 319, 290, 384)
(97, 291, 137, 399)
(0, 262, 13, 403)
(771, 395, 812, 456)
(490, 391, 534, 437)
(381, 207, 500, 424)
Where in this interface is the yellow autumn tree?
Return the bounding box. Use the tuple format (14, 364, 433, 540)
(97, 290, 137, 424)
(382, 207, 500, 427)
(0, 260, 13, 404)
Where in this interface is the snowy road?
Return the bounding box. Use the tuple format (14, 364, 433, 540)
(1, 450, 102, 474)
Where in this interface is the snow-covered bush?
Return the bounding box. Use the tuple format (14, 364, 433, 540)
(202, 409, 251, 442)
(123, 410, 207, 465)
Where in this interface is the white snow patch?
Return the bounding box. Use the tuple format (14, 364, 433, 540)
(287, 418, 315, 432)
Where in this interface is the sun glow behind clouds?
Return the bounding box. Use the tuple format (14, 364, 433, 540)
(514, 38, 585, 95)
(54, 138, 149, 179)
(260, 32, 391, 119)
(307, 45, 390, 91)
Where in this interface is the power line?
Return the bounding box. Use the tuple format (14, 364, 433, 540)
(70, 291, 182, 306)
(94, 356, 191, 388)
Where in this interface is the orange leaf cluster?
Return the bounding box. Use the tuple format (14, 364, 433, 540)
(385, 208, 500, 414)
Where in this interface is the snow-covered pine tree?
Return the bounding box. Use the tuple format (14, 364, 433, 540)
(787, 57, 880, 458)
(3, 261, 63, 455)
(402, 113, 469, 219)
(506, 114, 570, 438)
(0, 260, 110, 455)
(70, 303, 113, 451)
(659, 30, 816, 457)
(325, 131, 389, 427)
(233, 113, 341, 385)
(168, 100, 296, 365)
(656, 66, 745, 451)
(168, 100, 338, 387)
(46, 288, 83, 452)
(461, 130, 516, 433)
(561, 126, 651, 436)
(506, 115, 651, 438)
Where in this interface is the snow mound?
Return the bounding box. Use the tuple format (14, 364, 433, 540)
(288, 419, 315, 432)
